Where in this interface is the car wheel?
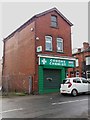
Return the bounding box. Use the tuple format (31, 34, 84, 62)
(71, 89, 78, 97)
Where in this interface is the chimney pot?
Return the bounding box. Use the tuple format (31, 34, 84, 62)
(83, 42, 89, 50)
(78, 48, 81, 53)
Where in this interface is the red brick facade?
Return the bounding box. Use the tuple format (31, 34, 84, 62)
(2, 8, 73, 93)
(68, 42, 90, 79)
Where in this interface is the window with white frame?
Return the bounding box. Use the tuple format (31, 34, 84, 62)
(57, 38, 63, 52)
(51, 15, 57, 27)
(86, 71, 90, 79)
(76, 71, 79, 77)
(86, 56, 90, 65)
(76, 58, 79, 67)
(45, 36, 52, 51)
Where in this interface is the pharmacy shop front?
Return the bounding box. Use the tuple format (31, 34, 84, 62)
(38, 55, 75, 94)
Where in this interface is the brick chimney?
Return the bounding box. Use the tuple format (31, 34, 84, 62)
(83, 42, 89, 50)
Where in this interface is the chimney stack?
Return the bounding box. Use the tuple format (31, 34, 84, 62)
(83, 42, 89, 50)
(78, 48, 81, 53)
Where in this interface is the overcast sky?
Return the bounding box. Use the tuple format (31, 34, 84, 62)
(0, 2, 88, 59)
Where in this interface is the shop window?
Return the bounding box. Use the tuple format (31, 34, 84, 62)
(45, 36, 52, 51)
(57, 38, 63, 52)
(51, 15, 58, 28)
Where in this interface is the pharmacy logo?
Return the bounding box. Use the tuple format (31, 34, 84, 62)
(42, 58, 47, 65)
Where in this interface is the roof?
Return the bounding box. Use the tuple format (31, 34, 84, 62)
(73, 47, 90, 55)
(34, 7, 73, 26)
(4, 7, 73, 41)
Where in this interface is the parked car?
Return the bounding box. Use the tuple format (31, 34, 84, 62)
(60, 77, 90, 96)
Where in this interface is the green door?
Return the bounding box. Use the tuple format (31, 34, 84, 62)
(43, 69, 61, 90)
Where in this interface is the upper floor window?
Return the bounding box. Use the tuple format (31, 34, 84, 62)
(76, 58, 79, 67)
(57, 38, 63, 52)
(45, 36, 52, 51)
(86, 56, 90, 65)
(51, 15, 57, 28)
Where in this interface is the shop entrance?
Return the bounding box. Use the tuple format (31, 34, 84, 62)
(43, 69, 61, 90)
(38, 55, 75, 94)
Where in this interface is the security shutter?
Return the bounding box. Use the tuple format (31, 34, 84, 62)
(43, 69, 61, 89)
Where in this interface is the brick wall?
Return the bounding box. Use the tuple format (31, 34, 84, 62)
(34, 11, 72, 92)
(69, 44, 90, 78)
(3, 10, 72, 93)
(35, 11, 72, 57)
(3, 22, 36, 92)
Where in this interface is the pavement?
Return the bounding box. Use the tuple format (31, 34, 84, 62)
(0, 92, 90, 119)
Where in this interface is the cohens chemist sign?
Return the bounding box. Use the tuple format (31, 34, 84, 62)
(39, 57, 75, 67)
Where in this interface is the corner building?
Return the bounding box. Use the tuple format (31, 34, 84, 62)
(2, 8, 75, 94)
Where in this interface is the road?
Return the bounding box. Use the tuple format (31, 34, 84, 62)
(1, 93, 90, 119)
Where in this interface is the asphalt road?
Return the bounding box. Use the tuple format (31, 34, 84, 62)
(1, 93, 90, 119)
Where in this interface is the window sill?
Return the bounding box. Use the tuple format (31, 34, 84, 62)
(57, 51, 64, 54)
(76, 66, 79, 68)
(50, 25, 59, 29)
(45, 50, 53, 52)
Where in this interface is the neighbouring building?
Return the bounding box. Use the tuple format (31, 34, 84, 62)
(2, 7, 75, 94)
(69, 42, 90, 79)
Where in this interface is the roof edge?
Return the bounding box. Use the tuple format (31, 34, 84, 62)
(4, 7, 73, 42)
(35, 7, 73, 26)
(3, 15, 36, 42)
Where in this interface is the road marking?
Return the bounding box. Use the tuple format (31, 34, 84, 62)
(52, 99, 88, 105)
(0, 108, 23, 114)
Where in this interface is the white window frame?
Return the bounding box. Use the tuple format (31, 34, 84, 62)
(86, 56, 90, 65)
(45, 36, 52, 51)
(57, 38, 63, 52)
(76, 58, 79, 67)
(76, 71, 79, 77)
(86, 71, 90, 79)
(66, 72, 68, 78)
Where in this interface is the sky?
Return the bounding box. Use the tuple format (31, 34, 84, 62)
(0, 2, 88, 59)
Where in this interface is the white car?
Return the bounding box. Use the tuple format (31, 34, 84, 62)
(60, 77, 90, 96)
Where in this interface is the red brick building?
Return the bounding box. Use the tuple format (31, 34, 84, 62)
(2, 7, 75, 94)
(69, 42, 90, 79)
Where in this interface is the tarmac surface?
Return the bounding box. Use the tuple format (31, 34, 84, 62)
(0, 92, 90, 119)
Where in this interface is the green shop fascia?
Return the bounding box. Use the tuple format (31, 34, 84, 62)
(38, 55, 76, 94)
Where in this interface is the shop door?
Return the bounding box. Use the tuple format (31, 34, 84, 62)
(43, 69, 61, 89)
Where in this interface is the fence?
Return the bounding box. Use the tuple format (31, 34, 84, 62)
(2, 74, 33, 95)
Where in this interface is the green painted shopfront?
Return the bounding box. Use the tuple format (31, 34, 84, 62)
(38, 55, 75, 94)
